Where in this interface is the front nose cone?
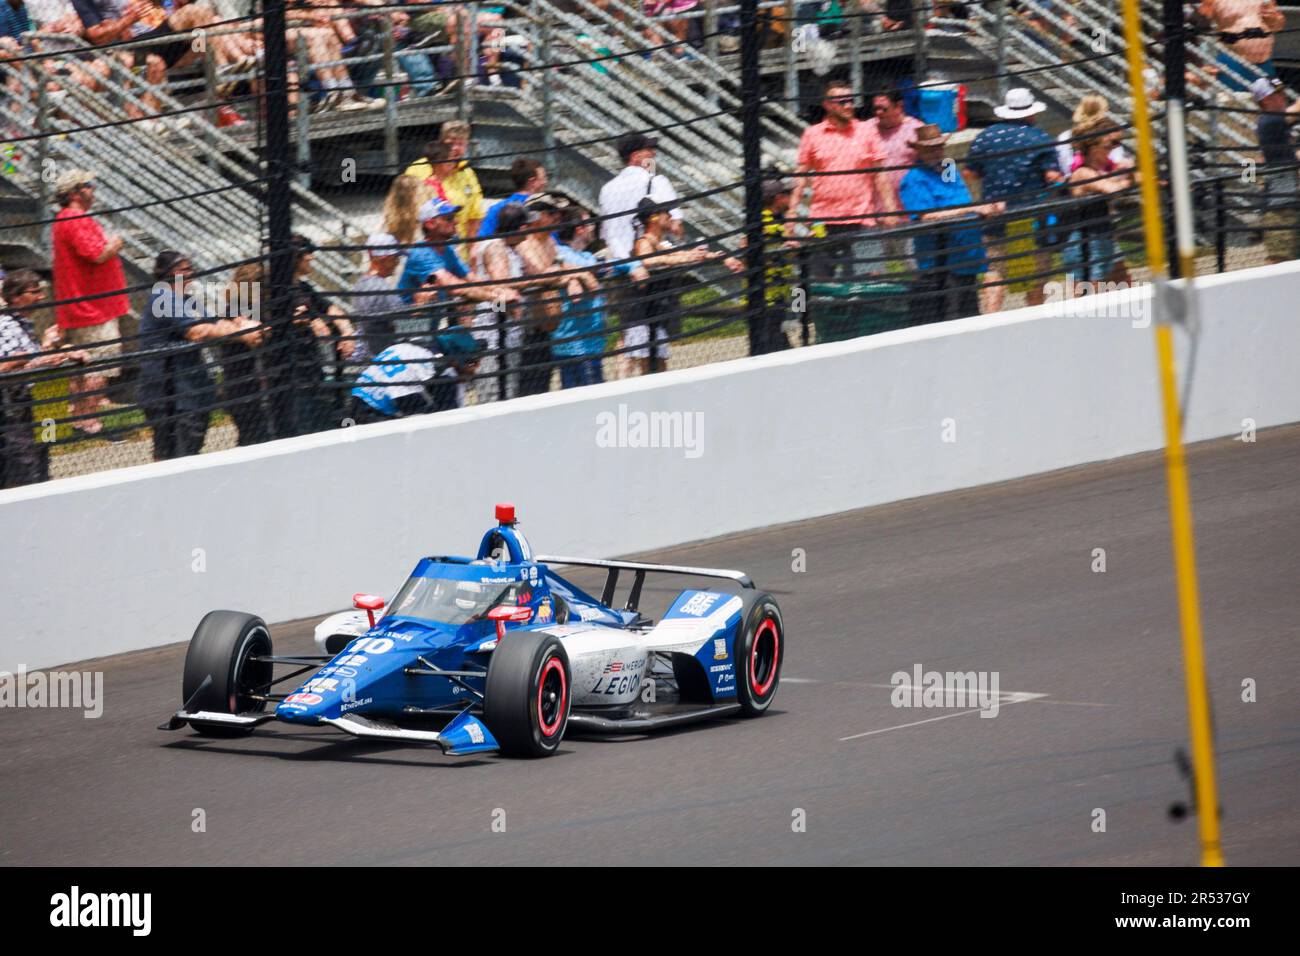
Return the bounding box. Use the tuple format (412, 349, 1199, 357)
(276, 693, 332, 723)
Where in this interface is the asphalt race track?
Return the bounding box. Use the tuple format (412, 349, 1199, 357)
(4, 427, 1298, 866)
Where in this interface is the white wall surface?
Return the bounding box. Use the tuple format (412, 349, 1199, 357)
(3, 261, 1298, 671)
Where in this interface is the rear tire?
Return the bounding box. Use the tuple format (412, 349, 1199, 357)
(483, 631, 571, 757)
(181, 610, 273, 738)
(735, 592, 783, 717)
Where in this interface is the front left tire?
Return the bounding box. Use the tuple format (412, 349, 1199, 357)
(181, 610, 273, 737)
(483, 631, 571, 757)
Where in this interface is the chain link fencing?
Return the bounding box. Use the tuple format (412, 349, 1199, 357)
(1, 0, 1295, 486)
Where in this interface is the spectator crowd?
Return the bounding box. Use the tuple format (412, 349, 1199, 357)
(2, 2, 1297, 488)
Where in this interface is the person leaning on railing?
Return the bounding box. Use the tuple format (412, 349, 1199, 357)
(1061, 125, 1136, 291)
(279, 235, 358, 435)
(552, 201, 647, 389)
(514, 192, 595, 396)
(0, 269, 91, 487)
(898, 124, 1003, 327)
(1251, 76, 1300, 264)
(471, 200, 529, 403)
(628, 196, 726, 377)
(139, 250, 266, 461)
(218, 261, 272, 447)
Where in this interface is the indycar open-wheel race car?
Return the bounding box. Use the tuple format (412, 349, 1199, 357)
(161, 505, 784, 757)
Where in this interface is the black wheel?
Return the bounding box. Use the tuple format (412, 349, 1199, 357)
(735, 592, 784, 717)
(181, 610, 273, 738)
(483, 631, 571, 757)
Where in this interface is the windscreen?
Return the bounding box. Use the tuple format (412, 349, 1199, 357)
(387, 575, 531, 626)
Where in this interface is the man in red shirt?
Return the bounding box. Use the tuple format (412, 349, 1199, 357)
(51, 169, 129, 436)
(790, 79, 898, 279)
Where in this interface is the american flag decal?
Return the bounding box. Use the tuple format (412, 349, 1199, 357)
(603, 661, 624, 674)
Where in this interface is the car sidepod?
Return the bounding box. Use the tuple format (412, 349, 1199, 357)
(639, 590, 746, 701)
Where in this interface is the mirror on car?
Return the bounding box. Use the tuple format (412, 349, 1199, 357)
(353, 593, 385, 627)
(487, 603, 533, 640)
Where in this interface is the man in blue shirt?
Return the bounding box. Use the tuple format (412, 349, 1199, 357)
(965, 88, 1063, 311)
(899, 124, 1004, 326)
(397, 198, 519, 335)
(477, 157, 548, 238)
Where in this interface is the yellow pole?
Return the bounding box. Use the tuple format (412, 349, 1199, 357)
(1119, 0, 1223, 866)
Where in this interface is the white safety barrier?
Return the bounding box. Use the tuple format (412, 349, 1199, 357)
(3, 261, 1298, 671)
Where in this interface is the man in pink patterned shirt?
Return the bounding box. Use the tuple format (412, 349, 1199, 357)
(790, 80, 898, 279)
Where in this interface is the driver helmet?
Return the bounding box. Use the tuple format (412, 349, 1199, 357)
(455, 579, 484, 612)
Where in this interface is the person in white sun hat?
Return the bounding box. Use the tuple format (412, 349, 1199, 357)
(966, 88, 1063, 312)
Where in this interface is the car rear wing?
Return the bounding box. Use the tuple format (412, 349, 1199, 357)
(535, 555, 753, 613)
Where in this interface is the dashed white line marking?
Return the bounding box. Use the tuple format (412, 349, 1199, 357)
(839, 709, 985, 741)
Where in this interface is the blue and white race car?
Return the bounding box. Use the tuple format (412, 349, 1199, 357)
(162, 505, 785, 757)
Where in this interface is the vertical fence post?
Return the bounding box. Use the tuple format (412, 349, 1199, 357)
(704, 0, 720, 108)
(784, 14, 799, 108)
(263, 0, 297, 436)
(203, 39, 219, 136)
(913, 0, 930, 83)
(850, 1, 864, 99)
(36, 81, 50, 209)
(382, 16, 399, 168)
(1213, 176, 1226, 273)
(994, 0, 1008, 99)
(458, 3, 476, 120)
(294, 31, 311, 190)
(741, 0, 766, 356)
(1162, 0, 1188, 278)
(540, 16, 556, 177)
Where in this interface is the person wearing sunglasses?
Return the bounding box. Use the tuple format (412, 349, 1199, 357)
(790, 79, 899, 281)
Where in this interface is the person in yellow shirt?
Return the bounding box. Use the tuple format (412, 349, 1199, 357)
(404, 121, 485, 239)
